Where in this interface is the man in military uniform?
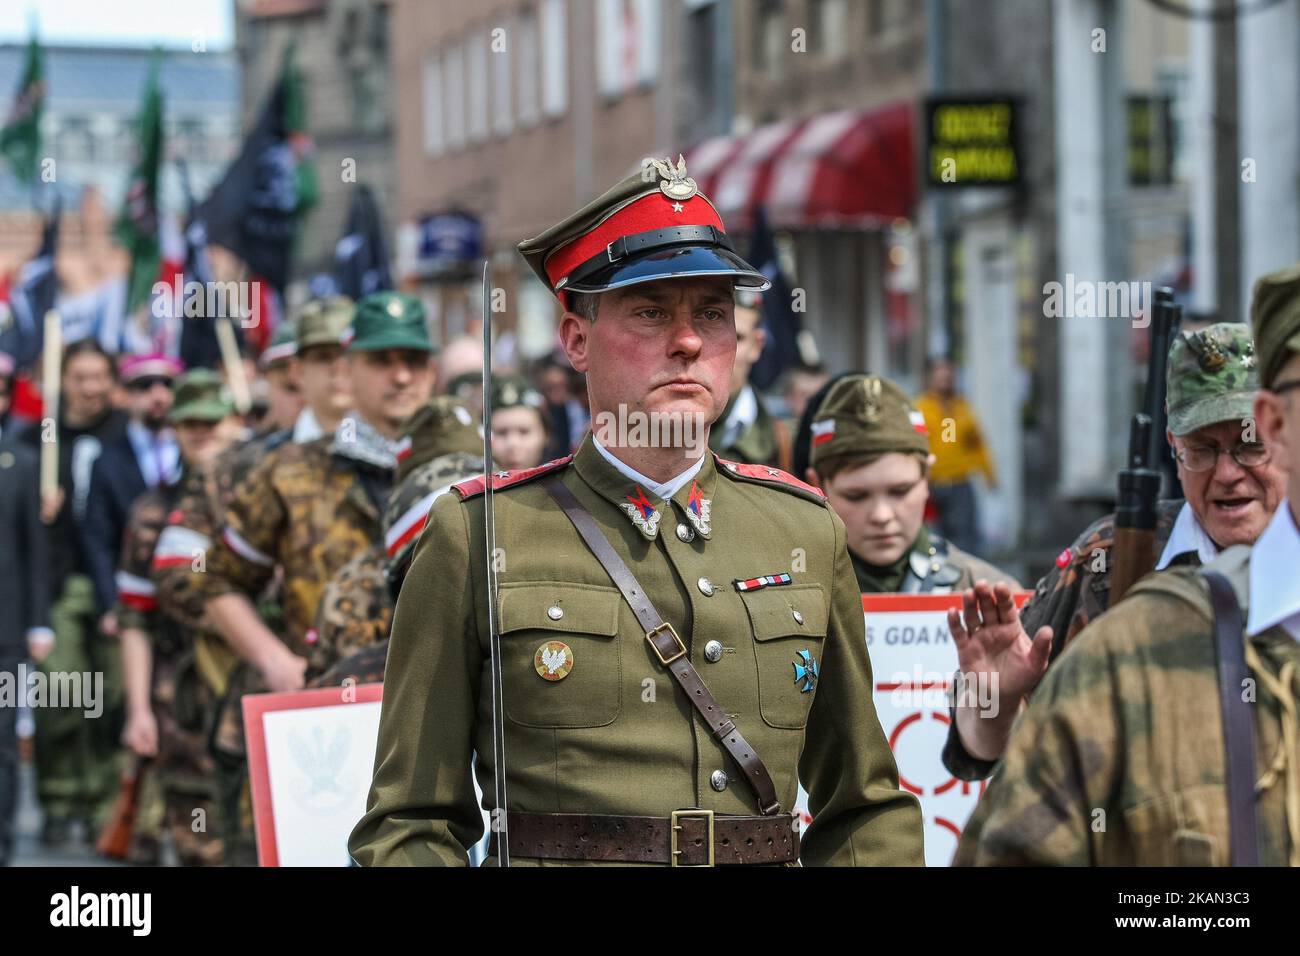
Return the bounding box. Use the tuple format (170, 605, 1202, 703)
(804, 373, 1018, 595)
(708, 290, 791, 470)
(308, 397, 482, 688)
(954, 266, 1300, 866)
(943, 323, 1286, 782)
(349, 160, 923, 867)
(202, 291, 434, 691)
(116, 370, 241, 865)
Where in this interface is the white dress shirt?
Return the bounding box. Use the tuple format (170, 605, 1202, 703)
(1155, 501, 1222, 570)
(592, 435, 705, 501)
(1247, 499, 1300, 641)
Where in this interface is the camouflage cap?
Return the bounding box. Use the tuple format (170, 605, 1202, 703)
(383, 451, 485, 597)
(169, 368, 235, 423)
(518, 157, 769, 307)
(345, 292, 433, 353)
(295, 296, 355, 351)
(809, 374, 930, 474)
(1249, 263, 1300, 388)
(394, 396, 482, 483)
(259, 318, 298, 370)
(1165, 322, 1259, 436)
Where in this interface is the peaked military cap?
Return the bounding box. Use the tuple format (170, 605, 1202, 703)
(491, 375, 544, 414)
(1249, 263, 1300, 388)
(1165, 322, 1259, 436)
(518, 156, 770, 306)
(259, 318, 298, 369)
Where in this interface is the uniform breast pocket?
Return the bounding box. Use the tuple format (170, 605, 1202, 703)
(740, 584, 828, 730)
(497, 582, 623, 729)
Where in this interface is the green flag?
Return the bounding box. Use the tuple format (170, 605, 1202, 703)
(283, 44, 318, 215)
(0, 36, 45, 183)
(115, 52, 165, 316)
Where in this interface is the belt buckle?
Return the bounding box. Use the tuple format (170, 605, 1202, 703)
(646, 622, 687, 666)
(671, 809, 715, 867)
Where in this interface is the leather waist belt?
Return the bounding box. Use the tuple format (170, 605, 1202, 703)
(541, 476, 784, 816)
(489, 810, 799, 866)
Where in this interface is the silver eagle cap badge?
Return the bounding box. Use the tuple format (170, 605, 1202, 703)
(653, 154, 698, 202)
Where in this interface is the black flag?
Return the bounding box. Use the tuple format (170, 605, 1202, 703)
(747, 206, 804, 391)
(196, 46, 316, 293)
(334, 184, 393, 300)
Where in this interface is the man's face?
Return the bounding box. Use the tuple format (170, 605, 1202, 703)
(346, 349, 435, 432)
(1254, 354, 1300, 510)
(127, 375, 174, 429)
(730, 304, 766, 396)
(928, 359, 955, 396)
(295, 344, 353, 421)
(816, 453, 931, 566)
(62, 352, 114, 422)
(559, 277, 736, 443)
(263, 363, 305, 431)
(491, 405, 548, 471)
(174, 415, 239, 468)
(1172, 418, 1286, 548)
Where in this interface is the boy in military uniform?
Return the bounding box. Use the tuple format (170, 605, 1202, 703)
(117, 370, 241, 865)
(804, 373, 1018, 595)
(350, 160, 923, 866)
(955, 265, 1300, 866)
(943, 323, 1286, 782)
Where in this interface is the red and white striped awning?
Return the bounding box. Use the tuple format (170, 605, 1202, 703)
(685, 102, 916, 230)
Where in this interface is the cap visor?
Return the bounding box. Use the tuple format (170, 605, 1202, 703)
(346, 335, 433, 353)
(564, 246, 772, 295)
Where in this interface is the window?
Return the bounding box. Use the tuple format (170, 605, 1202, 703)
(870, 0, 912, 37)
(423, 53, 444, 156)
(809, 0, 849, 58)
(541, 0, 567, 117)
(517, 5, 540, 127)
(467, 31, 489, 143)
(445, 43, 466, 151)
(492, 22, 513, 136)
(754, 0, 784, 73)
(596, 0, 661, 98)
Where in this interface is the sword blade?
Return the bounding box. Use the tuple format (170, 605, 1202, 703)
(481, 261, 509, 866)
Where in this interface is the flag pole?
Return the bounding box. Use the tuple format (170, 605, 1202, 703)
(39, 308, 61, 501)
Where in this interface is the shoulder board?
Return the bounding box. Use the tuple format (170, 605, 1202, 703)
(453, 455, 574, 500)
(714, 456, 826, 503)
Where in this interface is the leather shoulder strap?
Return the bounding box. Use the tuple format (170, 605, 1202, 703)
(541, 475, 784, 815)
(1204, 570, 1259, 867)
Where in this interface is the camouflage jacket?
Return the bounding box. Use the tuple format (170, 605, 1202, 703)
(942, 498, 1186, 781)
(953, 543, 1300, 866)
(206, 432, 390, 655)
(114, 476, 218, 791)
(307, 543, 392, 683)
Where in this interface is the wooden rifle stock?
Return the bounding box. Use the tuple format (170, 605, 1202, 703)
(96, 762, 144, 860)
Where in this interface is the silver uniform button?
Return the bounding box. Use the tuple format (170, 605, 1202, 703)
(697, 577, 714, 596)
(676, 523, 695, 543)
(710, 769, 728, 792)
(703, 640, 723, 663)
(792, 609, 804, 625)
(547, 605, 564, 621)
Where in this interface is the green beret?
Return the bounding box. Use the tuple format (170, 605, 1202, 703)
(345, 292, 432, 353)
(170, 369, 235, 423)
(1165, 322, 1259, 436)
(809, 374, 930, 474)
(395, 396, 482, 483)
(1249, 263, 1300, 388)
(295, 296, 355, 351)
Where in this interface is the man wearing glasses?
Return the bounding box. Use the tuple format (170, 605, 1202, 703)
(954, 268, 1300, 865)
(944, 323, 1286, 781)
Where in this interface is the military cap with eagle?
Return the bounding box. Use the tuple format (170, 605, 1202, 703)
(518, 155, 771, 304)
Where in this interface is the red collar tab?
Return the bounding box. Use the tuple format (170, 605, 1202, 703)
(715, 456, 827, 502)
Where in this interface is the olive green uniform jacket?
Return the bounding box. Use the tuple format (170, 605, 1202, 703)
(954, 542, 1299, 866)
(349, 438, 923, 866)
